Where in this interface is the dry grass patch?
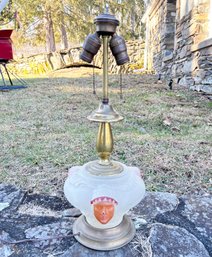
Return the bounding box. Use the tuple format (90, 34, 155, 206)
(0, 68, 211, 195)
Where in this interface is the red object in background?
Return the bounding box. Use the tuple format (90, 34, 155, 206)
(0, 30, 13, 61)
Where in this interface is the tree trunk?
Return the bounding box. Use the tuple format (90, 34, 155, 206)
(130, 7, 136, 39)
(60, 12, 68, 49)
(44, 9, 56, 53)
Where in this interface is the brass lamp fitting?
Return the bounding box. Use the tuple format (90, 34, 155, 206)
(80, 32, 101, 63)
(96, 122, 113, 165)
(110, 34, 130, 65)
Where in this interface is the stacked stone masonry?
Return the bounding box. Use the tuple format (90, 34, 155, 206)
(9, 40, 145, 75)
(143, 0, 212, 94)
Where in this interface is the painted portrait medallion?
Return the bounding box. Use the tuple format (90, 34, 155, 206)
(91, 196, 118, 224)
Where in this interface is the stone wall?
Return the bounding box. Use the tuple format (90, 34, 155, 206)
(9, 40, 145, 75)
(190, 39, 212, 93)
(172, 0, 212, 93)
(143, 0, 212, 94)
(143, 0, 176, 73)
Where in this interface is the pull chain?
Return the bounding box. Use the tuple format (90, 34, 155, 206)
(119, 71, 123, 100)
(92, 57, 96, 95)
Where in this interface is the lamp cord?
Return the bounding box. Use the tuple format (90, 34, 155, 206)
(0, 232, 80, 245)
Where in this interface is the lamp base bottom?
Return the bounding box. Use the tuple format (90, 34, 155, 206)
(73, 215, 135, 251)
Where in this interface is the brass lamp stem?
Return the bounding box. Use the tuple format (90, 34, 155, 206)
(96, 122, 113, 165)
(97, 36, 113, 165)
(103, 35, 109, 103)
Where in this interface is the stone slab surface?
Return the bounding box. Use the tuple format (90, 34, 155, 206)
(149, 224, 210, 257)
(59, 243, 136, 257)
(0, 184, 26, 212)
(0, 184, 211, 257)
(131, 192, 179, 221)
(181, 194, 212, 241)
(0, 231, 14, 257)
(25, 221, 75, 249)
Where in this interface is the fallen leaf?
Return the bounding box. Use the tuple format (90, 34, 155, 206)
(163, 118, 172, 126)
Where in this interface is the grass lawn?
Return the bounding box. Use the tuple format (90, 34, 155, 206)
(0, 67, 211, 195)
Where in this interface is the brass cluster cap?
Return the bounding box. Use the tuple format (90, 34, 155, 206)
(94, 13, 119, 35)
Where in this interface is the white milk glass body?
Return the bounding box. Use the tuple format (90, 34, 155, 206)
(64, 161, 145, 229)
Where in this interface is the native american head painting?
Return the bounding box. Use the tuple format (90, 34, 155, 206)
(91, 196, 118, 224)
